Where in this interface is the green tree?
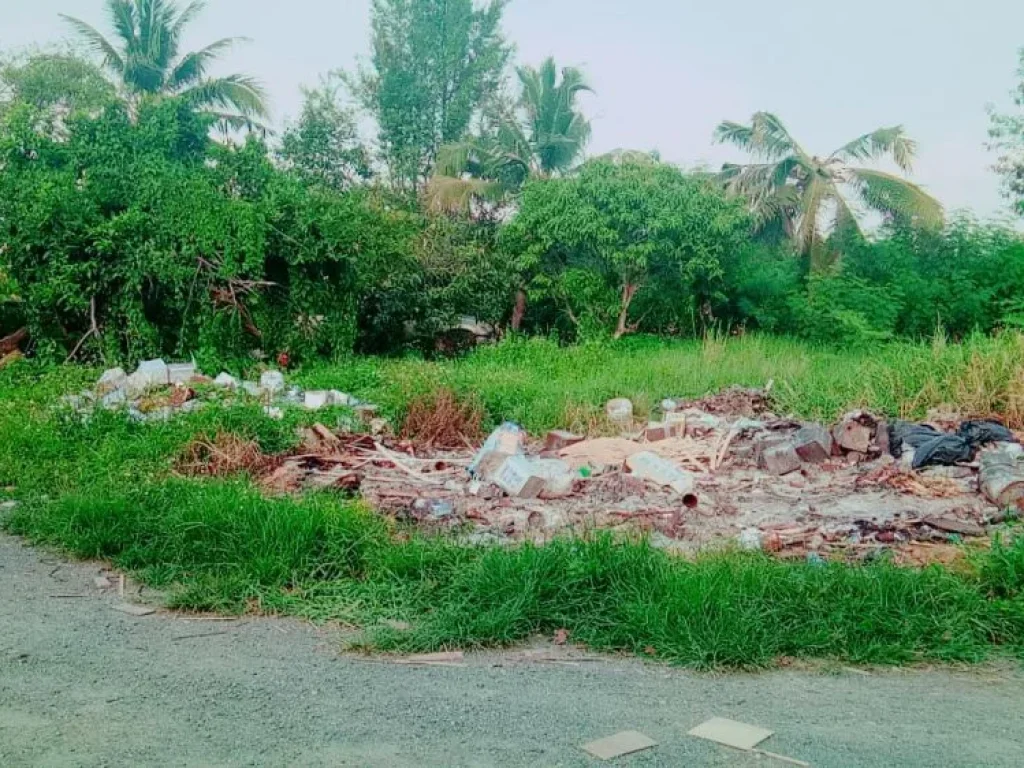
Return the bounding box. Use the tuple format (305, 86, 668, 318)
(500, 158, 752, 339)
(61, 0, 268, 128)
(429, 57, 593, 212)
(989, 48, 1024, 217)
(714, 112, 943, 268)
(278, 76, 372, 192)
(0, 49, 115, 117)
(354, 0, 511, 191)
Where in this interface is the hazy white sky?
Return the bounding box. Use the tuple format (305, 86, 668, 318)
(3, 0, 1023, 218)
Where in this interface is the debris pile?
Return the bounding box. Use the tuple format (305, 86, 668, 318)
(249, 387, 1021, 563)
(62, 358, 376, 425)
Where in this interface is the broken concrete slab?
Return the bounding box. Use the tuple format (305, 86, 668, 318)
(259, 370, 286, 393)
(581, 730, 657, 761)
(136, 359, 169, 386)
(93, 576, 111, 589)
(493, 455, 547, 499)
(834, 414, 874, 453)
(304, 390, 330, 410)
(96, 367, 127, 395)
(760, 442, 801, 476)
(167, 362, 196, 385)
(213, 372, 238, 388)
(626, 451, 696, 497)
(925, 516, 985, 537)
(543, 429, 584, 452)
(328, 390, 357, 407)
(100, 388, 128, 409)
(688, 717, 773, 751)
(794, 423, 833, 464)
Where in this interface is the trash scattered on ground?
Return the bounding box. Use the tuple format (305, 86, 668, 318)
(581, 730, 658, 761)
(59, 358, 378, 425)
(54, 372, 1023, 561)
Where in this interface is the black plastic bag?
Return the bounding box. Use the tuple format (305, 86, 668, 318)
(957, 419, 1017, 448)
(911, 435, 973, 469)
(889, 421, 942, 458)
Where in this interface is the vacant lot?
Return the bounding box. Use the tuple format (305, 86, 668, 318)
(2, 334, 1023, 670)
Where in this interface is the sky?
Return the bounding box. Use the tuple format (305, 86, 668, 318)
(2, 0, 1023, 219)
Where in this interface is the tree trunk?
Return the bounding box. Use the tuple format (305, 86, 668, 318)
(613, 283, 639, 340)
(510, 288, 527, 331)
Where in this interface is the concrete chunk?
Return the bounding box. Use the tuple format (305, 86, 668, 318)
(760, 442, 801, 475)
(96, 367, 127, 395)
(304, 390, 330, 410)
(794, 423, 834, 464)
(136, 359, 169, 386)
(167, 362, 196, 385)
(213, 372, 238, 388)
(493, 455, 546, 498)
(834, 416, 873, 453)
(259, 370, 286, 393)
(605, 398, 633, 425)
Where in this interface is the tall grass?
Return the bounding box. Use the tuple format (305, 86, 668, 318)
(298, 332, 1024, 433)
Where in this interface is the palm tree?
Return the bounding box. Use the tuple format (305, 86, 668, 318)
(61, 0, 268, 129)
(714, 112, 942, 267)
(427, 57, 593, 212)
(428, 57, 593, 329)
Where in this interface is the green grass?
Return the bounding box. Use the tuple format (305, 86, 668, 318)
(295, 332, 1024, 433)
(2, 334, 1024, 669)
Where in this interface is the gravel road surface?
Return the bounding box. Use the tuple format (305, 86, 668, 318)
(2, 533, 1022, 767)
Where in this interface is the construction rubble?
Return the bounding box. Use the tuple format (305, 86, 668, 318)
(253, 385, 1024, 564)
(61, 358, 382, 428)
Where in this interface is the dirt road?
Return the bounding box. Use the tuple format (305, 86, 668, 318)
(2, 533, 1022, 767)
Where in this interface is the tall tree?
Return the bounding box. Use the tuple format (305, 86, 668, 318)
(989, 48, 1024, 217)
(0, 49, 115, 117)
(278, 75, 372, 192)
(428, 57, 593, 211)
(354, 0, 511, 192)
(61, 0, 268, 128)
(429, 57, 593, 328)
(714, 112, 942, 269)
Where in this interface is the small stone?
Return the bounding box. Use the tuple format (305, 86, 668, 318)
(213, 372, 238, 388)
(737, 527, 763, 551)
(259, 370, 286, 393)
(660, 398, 680, 413)
(93, 576, 111, 589)
(96, 367, 127, 395)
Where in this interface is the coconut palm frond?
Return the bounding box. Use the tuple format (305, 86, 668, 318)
(424, 175, 503, 214)
(168, 38, 244, 89)
(180, 74, 269, 119)
(60, 14, 126, 75)
(832, 126, 917, 172)
(847, 168, 943, 228)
